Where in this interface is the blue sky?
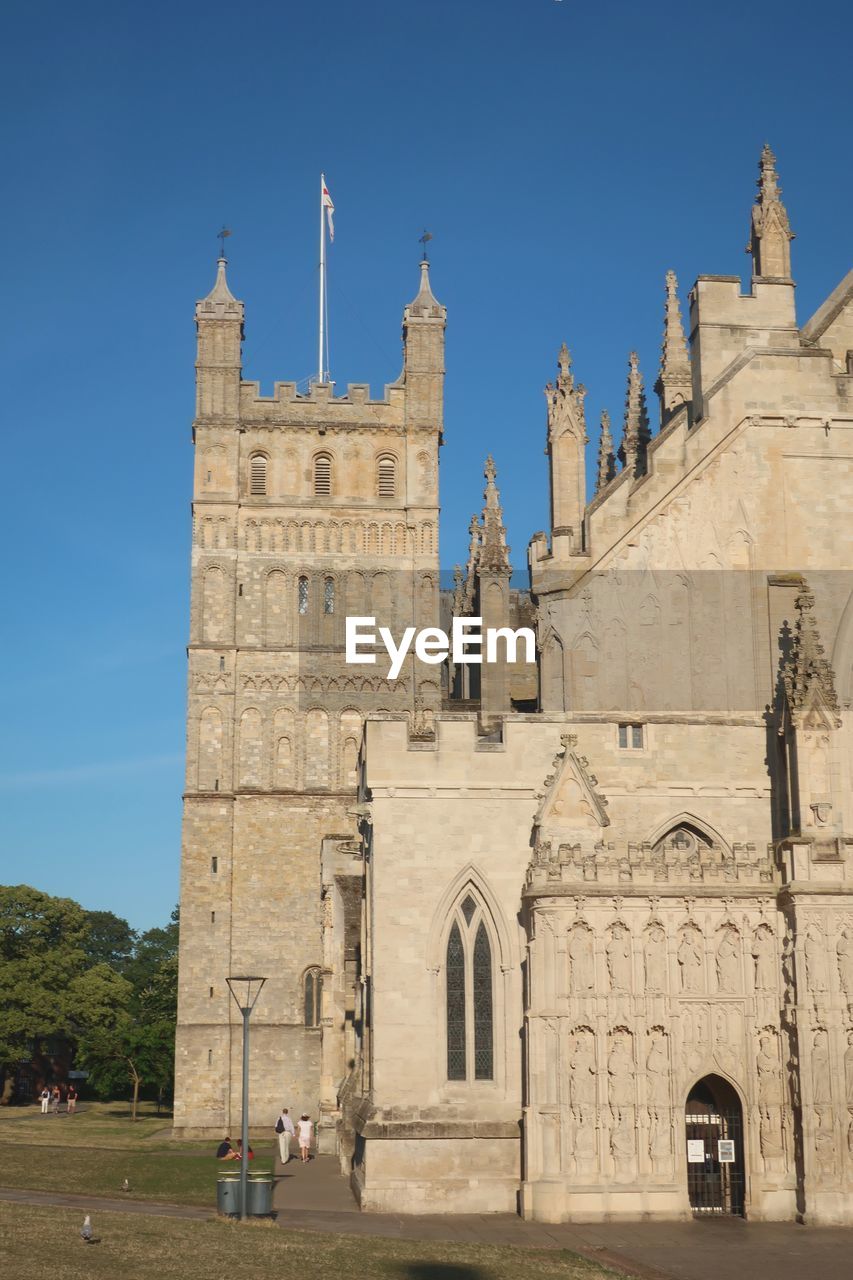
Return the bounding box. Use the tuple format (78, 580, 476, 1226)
(0, 0, 850, 930)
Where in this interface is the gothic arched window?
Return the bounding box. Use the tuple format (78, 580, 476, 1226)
(249, 453, 267, 496)
(298, 575, 309, 615)
(323, 576, 335, 615)
(445, 893, 494, 1082)
(304, 967, 323, 1027)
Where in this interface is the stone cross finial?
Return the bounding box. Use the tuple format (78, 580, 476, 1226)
(595, 410, 616, 493)
(618, 351, 651, 479)
(747, 142, 794, 280)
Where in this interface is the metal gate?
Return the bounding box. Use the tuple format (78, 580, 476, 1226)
(685, 1108, 745, 1215)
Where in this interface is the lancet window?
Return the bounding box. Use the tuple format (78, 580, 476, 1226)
(304, 967, 323, 1027)
(445, 892, 494, 1082)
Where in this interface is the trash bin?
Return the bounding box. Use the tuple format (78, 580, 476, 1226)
(216, 1175, 242, 1216)
(246, 1174, 273, 1216)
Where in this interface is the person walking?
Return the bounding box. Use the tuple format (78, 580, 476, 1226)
(66, 1085, 78, 1115)
(51, 1086, 61, 1116)
(296, 1113, 313, 1163)
(39, 1087, 50, 1115)
(275, 1107, 295, 1165)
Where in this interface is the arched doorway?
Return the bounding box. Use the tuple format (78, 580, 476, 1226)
(685, 1075, 745, 1216)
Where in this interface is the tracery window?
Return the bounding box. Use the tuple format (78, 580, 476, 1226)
(298, 576, 309, 615)
(324, 576, 335, 615)
(445, 892, 494, 1082)
(304, 967, 323, 1027)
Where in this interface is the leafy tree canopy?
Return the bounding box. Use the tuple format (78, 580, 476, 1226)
(0, 886, 179, 1110)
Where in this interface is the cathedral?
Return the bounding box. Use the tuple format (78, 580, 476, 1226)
(174, 145, 853, 1225)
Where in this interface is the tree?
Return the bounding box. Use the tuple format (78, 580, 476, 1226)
(0, 887, 179, 1116)
(82, 910, 137, 971)
(75, 911, 179, 1118)
(0, 886, 90, 1070)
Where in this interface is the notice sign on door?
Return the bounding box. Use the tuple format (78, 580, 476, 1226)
(718, 1139, 736, 1164)
(687, 1139, 705, 1163)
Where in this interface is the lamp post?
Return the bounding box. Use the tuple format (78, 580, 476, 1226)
(226, 975, 266, 1221)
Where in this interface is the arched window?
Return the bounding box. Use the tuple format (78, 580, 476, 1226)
(298, 575, 309, 615)
(323, 576, 335, 615)
(377, 454, 397, 498)
(304, 967, 323, 1027)
(313, 453, 332, 497)
(445, 893, 494, 1082)
(249, 453, 267, 496)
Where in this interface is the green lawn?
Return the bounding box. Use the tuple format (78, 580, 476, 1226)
(0, 1202, 620, 1280)
(0, 1100, 267, 1206)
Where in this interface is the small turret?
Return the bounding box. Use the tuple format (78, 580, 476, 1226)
(654, 270, 692, 426)
(195, 257, 244, 423)
(618, 352, 651, 480)
(747, 143, 794, 281)
(545, 343, 588, 547)
(402, 259, 446, 436)
(595, 411, 616, 494)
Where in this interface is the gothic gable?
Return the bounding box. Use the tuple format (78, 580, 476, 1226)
(533, 733, 609, 845)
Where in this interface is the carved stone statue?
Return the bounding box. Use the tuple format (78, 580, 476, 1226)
(568, 926, 595, 995)
(844, 1031, 853, 1108)
(805, 929, 829, 993)
(812, 1029, 832, 1105)
(814, 1118, 836, 1180)
(756, 1032, 782, 1107)
(752, 926, 776, 993)
(646, 1032, 670, 1108)
(716, 927, 741, 993)
(677, 928, 703, 993)
(607, 1033, 635, 1110)
(606, 924, 633, 993)
(648, 1108, 671, 1162)
(837, 932, 853, 998)
(643, 925, 667, 993)
(569, 1032, 598, 1107)
(610, 1108, 635, 1176)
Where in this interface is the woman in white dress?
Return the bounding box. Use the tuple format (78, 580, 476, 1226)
(296, 1113, 313, 1163)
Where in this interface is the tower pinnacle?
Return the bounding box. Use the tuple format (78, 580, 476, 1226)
(618, 352, 651, 479)
(545, 343, 588, 542)
(654, 270, 692, 426)
(747, 143, 794, 280)
(480, 455, 511, 573)
(595, 411, 616, 493)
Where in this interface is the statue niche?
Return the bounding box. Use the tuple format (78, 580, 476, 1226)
(567, 923, 596, 995)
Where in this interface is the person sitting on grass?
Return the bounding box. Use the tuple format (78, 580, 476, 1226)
(233, 1139, 254, 1161)
(216, 1137, 234, 1159)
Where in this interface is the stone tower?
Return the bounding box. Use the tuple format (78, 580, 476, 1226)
(173, 254, 445, 1136)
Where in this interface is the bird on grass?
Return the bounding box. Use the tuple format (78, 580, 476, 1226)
(80, 1214, 100, 1244)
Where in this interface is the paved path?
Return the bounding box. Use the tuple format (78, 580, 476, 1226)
(0, 1186, 208, 1221)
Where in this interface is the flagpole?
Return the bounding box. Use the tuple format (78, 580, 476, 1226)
(318, 173, 326, 384)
